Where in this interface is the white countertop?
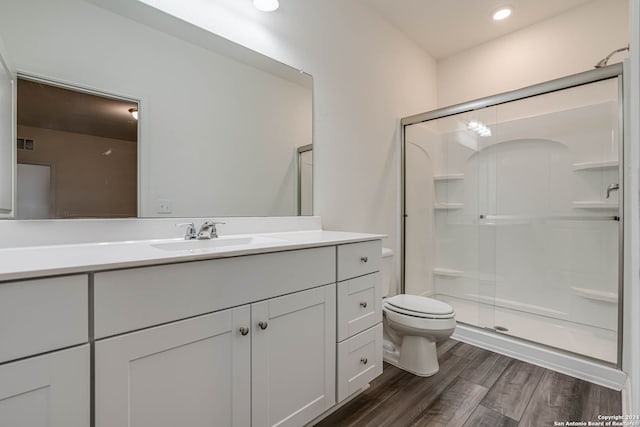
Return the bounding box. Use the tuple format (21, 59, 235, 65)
(0, 230, 385, 282)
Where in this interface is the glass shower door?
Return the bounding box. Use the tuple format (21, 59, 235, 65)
(403, 74, 621, 364)
(404, 106, 499, 331)
(489, 77, 620, 363)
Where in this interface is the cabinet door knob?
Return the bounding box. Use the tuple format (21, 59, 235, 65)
(239, 327, 249, 336)
(360, 301, 368, 308)
(360, 256, 368, 263)
(258, 321, 268, 330)
(360, 357, 368, 365)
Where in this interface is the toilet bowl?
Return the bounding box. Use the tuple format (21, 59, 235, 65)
(381, 249, 456, 377)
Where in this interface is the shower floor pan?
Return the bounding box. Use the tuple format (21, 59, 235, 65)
(435, 294, 617, 363)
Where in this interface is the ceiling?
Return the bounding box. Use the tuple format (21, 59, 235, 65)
(17, 79, 138, 142)
(361, 0, 593, 59)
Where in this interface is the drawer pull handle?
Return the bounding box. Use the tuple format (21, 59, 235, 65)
(360, 301, 368, 308)
(360, 357, 368, 365)
(360, 256, 368, 263)
(239, 327, 249, 336)
(258, 321, 268, 330)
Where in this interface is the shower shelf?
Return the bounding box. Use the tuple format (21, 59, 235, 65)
(572, 201, 618, 209)
(433, 268, 464, 278)
(572, 160, 619, 171)
(571, 287, 617, 304)
(433, 174, 464, 181)
(434, 203, 464, 210)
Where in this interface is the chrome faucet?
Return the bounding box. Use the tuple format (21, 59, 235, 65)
(606, 183, 619, 199)
(176, 222, 197, 240)
(197, 220, 226, 239)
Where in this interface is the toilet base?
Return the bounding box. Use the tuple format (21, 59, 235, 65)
(382, 337, 440, 377)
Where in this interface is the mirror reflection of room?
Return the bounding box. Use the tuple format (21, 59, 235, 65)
(0, 0, 313, 220)
(16, 78, 138, 219)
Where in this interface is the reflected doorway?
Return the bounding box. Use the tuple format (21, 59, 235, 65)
(16, 163, 51, 219)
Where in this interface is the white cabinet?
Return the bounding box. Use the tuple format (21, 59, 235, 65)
(94, 246, 335, 339)
(0, 275, 88, 363)
(95, 306, 251, 427)
(95, 284, 337, 427)
(252, 284, 336, 427)
(337, 323, 383, 400)
(0, 345, 90, 427)
(335, 241, 383, 402)
(1, 238, 381, 426)
(337, 240, 381, 281)
(0, 274, 89, 426)
(337, 272, 382, 341)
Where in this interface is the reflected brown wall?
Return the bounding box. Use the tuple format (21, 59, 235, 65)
(17, 125, 137, 218)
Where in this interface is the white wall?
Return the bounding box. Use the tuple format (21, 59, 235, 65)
(624, 0, 640, 416)
(130, 0, 438, 257)
(0, 41, 14, 217)
(0, 0, 311, 218)
(437, 0, 629, 107)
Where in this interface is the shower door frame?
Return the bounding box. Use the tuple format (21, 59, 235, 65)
(400, 63, 625, 367)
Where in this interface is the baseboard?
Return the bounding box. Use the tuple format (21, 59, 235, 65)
(453, 324, 627, 390)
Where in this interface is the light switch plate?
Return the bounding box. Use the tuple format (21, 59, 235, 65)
(156, 198, 172, 214)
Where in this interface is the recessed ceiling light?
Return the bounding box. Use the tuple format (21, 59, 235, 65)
(492, 7, 512, 21)
(253, 0, 279, 12)
(128, 108, 138, 120)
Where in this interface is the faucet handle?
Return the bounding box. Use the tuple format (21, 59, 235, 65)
(176, 222, 197, 240)
(197, 220, 226, 239)
(202, 220, 226, 226)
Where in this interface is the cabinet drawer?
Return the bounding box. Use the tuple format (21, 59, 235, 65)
(337, 273, 382, 341)
(0, 275, 88, 363)
(94, 246, 335, 338)
(337, 241, 381, 281)
(337, 323, 383, 402)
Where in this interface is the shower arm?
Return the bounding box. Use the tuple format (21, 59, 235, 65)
(595, 45, 630, 68)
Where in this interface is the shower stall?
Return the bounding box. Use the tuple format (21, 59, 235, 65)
(401, 64, 624, 366)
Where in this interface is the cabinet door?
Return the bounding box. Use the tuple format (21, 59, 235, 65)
(95, 306, 251, 427)
(252, 284, 336, 427)
(0, 345, 90, 427)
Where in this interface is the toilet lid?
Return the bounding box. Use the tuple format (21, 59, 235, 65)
(385, 294, 454, 316)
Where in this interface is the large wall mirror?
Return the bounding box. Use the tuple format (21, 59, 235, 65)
(0, 0, 313, 219)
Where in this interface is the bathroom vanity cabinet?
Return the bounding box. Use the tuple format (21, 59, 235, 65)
(94, 246, 337, 427)
(0, 234, 383, 427)
(335, 242, 384, 402)
(0, 276, 90, 427)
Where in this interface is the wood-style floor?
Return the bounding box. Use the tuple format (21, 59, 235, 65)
(315, 339, 621, 427)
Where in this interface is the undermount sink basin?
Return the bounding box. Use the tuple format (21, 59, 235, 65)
(151, 235, 284, 252)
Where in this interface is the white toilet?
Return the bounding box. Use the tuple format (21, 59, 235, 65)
(381, 248, 456, 377)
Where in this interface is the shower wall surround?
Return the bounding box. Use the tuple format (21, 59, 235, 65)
(403, 69, 622, 364)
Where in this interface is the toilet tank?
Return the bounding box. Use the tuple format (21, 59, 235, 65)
(381, 247, 394, 297)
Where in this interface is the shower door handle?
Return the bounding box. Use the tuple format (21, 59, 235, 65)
(606, 183, 619, 199)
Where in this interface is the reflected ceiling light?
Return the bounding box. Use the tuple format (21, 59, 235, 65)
(253, 0, 279, 12)
(492, 7, 512, 21)
(467, 120, 492, 137)
(128, 108, 138, 120)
